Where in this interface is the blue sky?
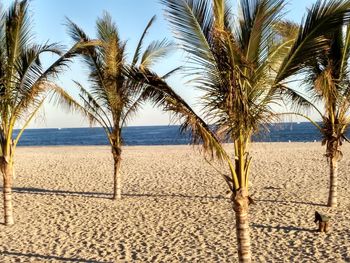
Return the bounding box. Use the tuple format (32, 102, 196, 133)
(5, 0, 316, 128)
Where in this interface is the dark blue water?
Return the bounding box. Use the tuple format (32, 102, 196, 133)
(12, 122, 333, 146)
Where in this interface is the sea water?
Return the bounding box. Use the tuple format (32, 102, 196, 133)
(12, 122, 337, 146)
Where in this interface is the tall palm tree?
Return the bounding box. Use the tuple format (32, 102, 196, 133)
(66, 13, 174, 200)
(0, 0, 87, 225)
(129, 0, 350, 262)
(287, 24, 350, 208)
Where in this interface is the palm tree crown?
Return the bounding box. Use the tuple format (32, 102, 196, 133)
(66, 13, 174, 146)
(306, 25, 350, 153)
(66, 12, 174, 199)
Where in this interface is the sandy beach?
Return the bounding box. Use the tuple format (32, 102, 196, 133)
(0, 143, 349, 262)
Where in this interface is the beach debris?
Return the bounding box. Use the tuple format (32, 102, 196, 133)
(314, 211, 330, 232)
(248, 195, 255, 205)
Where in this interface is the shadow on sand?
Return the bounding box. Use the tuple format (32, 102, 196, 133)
(124, 192, 227, 200)
(0, 187, 328, 206)
(255, 198, 327, 207)
(0, 251, 111, 263)
(252, 223, 318, 233)
(0, 186, 228, 201)
(0, 186, 110, 199)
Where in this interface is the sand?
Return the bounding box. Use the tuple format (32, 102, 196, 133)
(0, 143, 349, 262)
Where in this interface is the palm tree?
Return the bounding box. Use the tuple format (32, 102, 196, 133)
(0, 0, 88, 225)
(286, 23, 350, 208)
(65, 13, 174, 200)
(128, 0, 350, 262)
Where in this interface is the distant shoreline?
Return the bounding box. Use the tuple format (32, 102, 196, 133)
(15, 141, 323, 149)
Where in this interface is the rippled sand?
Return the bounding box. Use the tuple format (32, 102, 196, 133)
(0, 143, 350, 262)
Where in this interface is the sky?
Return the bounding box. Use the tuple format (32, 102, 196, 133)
(4, 0, 317, 128)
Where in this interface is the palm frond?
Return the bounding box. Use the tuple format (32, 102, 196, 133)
(237, 0, 286, 64)
(14, 43, 63, 101)
(259, 20, 299, 74)
(75, 81, 113, 131)
(96, 12, 119, 44)
(132, 15, 156, 66)
(66, 17, 112, 107)
(140, 39, 175, 69)
(5, 37, 90, 129)
(278, 84, 323, 117)
(340, 24, 350, 79)
(276, 0, 350, 84)
(5, 0, 32, 86)
(65, 17, 90, 43)
(161, 66, 183, 79)
(13, 96, 45, 148)
(273, 20, 299, 40)
(50, 82, 114, 142)
(120, 88, 147, 127)
(161, 0, 215, 66)
(127, 67, 228, 160)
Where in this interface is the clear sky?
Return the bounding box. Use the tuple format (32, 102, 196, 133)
(4, 0, 317, 128)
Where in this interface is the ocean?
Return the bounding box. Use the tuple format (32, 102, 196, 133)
(11, 122, 342, 146)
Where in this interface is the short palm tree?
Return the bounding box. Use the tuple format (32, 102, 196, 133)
(129, 0, 350, 262)
(0, 0, 87, 225)
(290, 24, 350, 208)
(66, 13, 174, 200)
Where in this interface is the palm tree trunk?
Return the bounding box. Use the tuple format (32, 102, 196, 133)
(2, 161, 14, 225)
(232, 189, 251, 263)
(112, 147, 122, 200)
(327, 156, 338, 207)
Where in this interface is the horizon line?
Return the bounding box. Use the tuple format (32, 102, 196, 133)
(20, 121, 314, 130)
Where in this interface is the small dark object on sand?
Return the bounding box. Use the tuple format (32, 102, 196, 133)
(248, 196, 255, 205)
(315, 211, 330, 233)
